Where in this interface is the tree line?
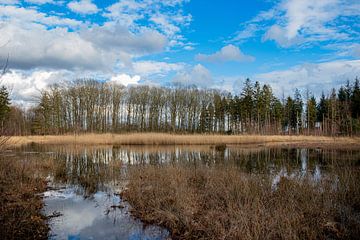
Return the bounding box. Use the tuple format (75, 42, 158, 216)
(1, 78, 360, 136)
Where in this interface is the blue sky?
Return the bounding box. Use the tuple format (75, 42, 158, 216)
(0, 0, 360, 105)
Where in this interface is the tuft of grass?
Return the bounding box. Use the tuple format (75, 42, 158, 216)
(122, 165, 360, 240)
(0, 157, 49, 240)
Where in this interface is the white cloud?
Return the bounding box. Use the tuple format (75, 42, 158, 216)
(254, 60, 360, 96)
(25, 0, 53, 4)
(324, 43, 360, 59)
(0, 1, 190, 74)
(132, 61, 184, 77)
(172, 64, 213, 87)
(195, 44, 254, 63)
(80, 24, 167, 55)
(109, 74, 140, 86)
(0, 0, 18, 4)
(104, 0, 191, 47)
(184, 45, 194, 51)
(0, 22, 110, 70)
(1, 70, 70, 107)
(263, 0, 349, 47)
(0, 5, 81, 27)
(263, 24, 303, 47)
(68, 0, 99, 15)
(353, 45, 360, 58)
(233, 0, 360, 48)
(1, 68, 144, 106)
(0, 6, 168, 71)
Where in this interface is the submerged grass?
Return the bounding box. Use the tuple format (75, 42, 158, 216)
(122, 165, 360, 239)
(0, 156, 49, 240)
(6, 133, 360, 149)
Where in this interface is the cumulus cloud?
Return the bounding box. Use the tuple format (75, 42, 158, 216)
(67, 0, 99, 15)
(0, 22, 110, 70)
(172, 64, 213, 87)
(0, 6, 168, 71)
(109, 74, 140, 86)
(80, 24, 167, 55)
(195, 45, 254, 63)
(0, 2, 189, 74)
(1, 70, 71, 106)
(132, 61, 184, 77)
(254, 60, 360, 96)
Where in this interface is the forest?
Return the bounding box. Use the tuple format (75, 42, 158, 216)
(1, 78, 360, 136)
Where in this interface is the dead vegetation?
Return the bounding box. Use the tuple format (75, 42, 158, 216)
(6, 133, 360, 149)
(0, 156, 49, 240)
(122, 165, 360, 240)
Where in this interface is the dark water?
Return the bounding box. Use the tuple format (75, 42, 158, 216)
(10, 144, 360, 239)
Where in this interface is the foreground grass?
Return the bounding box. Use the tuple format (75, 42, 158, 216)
(0, 156, 49, 240)
(6, 133, 360, 149)
(122, 165, 360, 240)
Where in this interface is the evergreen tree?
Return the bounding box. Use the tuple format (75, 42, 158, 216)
(306, 96, 317, 130)
(241, 78, 254, 132)
(351, 78, 360, 119)
(338, 85, 352, 135)
(0, 86, 10, 131)
(317, 92, 328, 122)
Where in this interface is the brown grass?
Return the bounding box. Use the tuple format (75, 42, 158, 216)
(6, 133, 360, 149)
(122, 165, 360, 240)
(0, 156, 49, 240)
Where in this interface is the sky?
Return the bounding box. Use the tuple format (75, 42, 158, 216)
(0, 0, 360, 106)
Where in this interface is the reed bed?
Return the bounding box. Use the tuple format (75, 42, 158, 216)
(6, 133, 360, 148)
(122, 165, 360, 240)
(0, 156, 49, 240)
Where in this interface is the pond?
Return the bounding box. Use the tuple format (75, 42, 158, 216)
(11, 144, 360, 239)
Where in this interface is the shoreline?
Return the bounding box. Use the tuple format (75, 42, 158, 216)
(5, 133, 360, 149)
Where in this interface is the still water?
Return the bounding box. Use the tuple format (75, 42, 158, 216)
(12, 144, 360, 239)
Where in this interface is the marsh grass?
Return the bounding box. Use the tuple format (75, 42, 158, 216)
(0, 156, 49, 240)
(122, 164, 360, 239)
(7, 133, 360, 149)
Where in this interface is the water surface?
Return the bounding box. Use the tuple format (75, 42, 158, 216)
(11, 144, 360, 239)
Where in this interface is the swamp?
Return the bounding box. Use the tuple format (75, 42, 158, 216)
(1, 142, 359, 239)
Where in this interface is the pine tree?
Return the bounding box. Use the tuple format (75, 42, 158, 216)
(0, 86, 10, 132)
(241, 78, 254, 133)
(306, 96, 317, 131)
(351, 78, 360, 119)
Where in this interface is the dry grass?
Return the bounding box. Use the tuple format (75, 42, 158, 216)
(0, 156, 49, 240)
(122, 165, 360, 240)
(6, 133, 360, 149)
